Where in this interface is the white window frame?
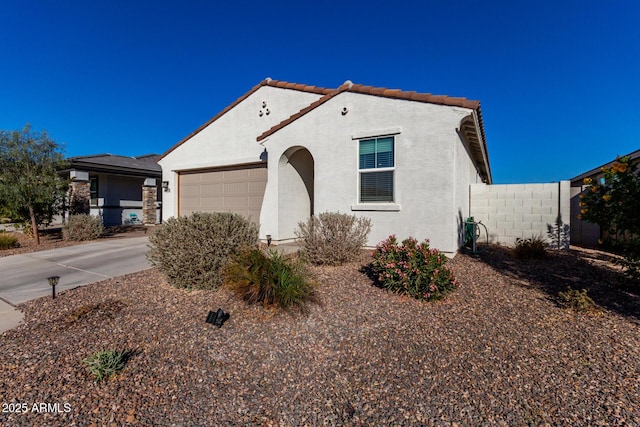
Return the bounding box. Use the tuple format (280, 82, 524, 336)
(351, 128, 401, 211)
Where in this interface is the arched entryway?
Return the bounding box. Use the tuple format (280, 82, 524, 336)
(278, 146, 314, 240)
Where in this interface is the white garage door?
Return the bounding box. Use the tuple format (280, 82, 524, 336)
(178, 163, 267, 225)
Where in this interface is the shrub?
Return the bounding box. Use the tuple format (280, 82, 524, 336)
(558, 287, 595, 313)
(619, 238, 640, 289)
(295, 211, 371, 265)
(84, 349, 128, 381)
(224, 248, 316, 313)
(513, 235, 547, 259)
(147, 212, 258, 290)
(63, 214, 104, 241)
(0, 233, 19, 250)
(370, 235, 458, 301)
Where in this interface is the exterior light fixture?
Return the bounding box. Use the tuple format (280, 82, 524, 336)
(162, 181, 169, 192)
(47, 276, 60, 299)
(266, 234, 272, 246)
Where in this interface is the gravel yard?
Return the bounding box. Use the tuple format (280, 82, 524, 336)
(0, 246, 638, 426)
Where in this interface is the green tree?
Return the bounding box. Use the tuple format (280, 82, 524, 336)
(0, 124, 68, 244)
(579, 156, 640, 239)
(580, 155, 640, 285)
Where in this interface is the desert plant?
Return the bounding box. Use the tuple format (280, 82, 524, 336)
(295, 211, 371, 265)
(63, 214, 104, 241)
(84, 349, 128, 381)
(557, 287, 595, 313)
(513, 235, 547, 259)
(0, 233, 19, 250)
(224, 248, 316, 312)
(370, 235, 458, 301)
(546, 215, 570, 250)
(147, 212, 258, 290)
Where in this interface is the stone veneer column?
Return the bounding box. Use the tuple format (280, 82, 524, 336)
(142, 179, 158, 225)
(69, 180, 90, 215)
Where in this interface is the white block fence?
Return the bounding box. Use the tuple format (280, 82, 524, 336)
(469, 181, 571, 246)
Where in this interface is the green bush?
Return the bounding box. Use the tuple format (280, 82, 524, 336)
(513, 235, 547, 259)
(295, 211, 371, 265)
(63, 214, 104, 241)
(84, 349, 128, 381)
(224, 248, 316, 313)
(147, 212, 258, 290)
(0, 233, 19, 250)
(558, 287, 595, 313)
(370, 235, 458, 301)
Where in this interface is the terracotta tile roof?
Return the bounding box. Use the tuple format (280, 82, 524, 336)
(257, 81, 481, 142)
(158, 79, 331, 160)
(160, 78, 491, 183)
(256, 80, 490, 183)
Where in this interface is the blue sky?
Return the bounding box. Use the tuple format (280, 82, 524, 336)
(1, 0, 638, 183)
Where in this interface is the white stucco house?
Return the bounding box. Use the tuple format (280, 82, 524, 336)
(158, 79, 491, 254)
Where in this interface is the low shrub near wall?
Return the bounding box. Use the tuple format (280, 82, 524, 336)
(295, 212, 371, 265)
(513, 235, 547, 259)
(370, 235, 458, 301)
(63, 214, 104, 241)
(147, 212, 258, 290)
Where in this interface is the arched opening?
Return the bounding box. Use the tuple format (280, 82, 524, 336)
(278, 146, 314, 240)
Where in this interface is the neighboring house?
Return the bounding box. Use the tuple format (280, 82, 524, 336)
(159, 79, 491, 254)
(59, 154, 162, 226)
(570, 149, 640, 246)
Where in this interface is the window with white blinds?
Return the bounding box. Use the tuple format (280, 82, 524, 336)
(359, 136, 394, 202)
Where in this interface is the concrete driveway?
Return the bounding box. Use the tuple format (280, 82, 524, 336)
(0, 236, 152, 332)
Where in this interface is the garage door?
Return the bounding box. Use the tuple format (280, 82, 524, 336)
(179, 163, 267, 224)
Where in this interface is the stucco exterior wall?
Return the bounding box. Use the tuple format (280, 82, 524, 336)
(453, 129, 483, 247)
(261, 92, 478, 253)
(469, 181, 571, 246)
(159, 86, 324, 219)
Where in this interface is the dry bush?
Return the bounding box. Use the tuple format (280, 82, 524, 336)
(513, 235, 547, 259)
(0, 232, 19, 250)
(147, 212, 258, 290)
(63, 214, 104, 241)
(558, 287, 596, 313)
(295, 212, 372, 265)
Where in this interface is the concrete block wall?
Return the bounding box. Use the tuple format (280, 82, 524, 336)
(470, 181, 571, 246)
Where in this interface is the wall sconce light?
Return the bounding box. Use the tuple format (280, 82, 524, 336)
(162, 181, 169, 192)
(266, 234, 272, 246)
(259, 148, 268, 162)
(341, 107, 349, 115)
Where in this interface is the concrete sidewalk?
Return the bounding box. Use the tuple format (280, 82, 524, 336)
(0, 236, 151, 334)
(0, 298, 24, 333)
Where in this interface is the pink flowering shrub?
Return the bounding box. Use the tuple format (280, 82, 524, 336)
(370, 235, 458, 301)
